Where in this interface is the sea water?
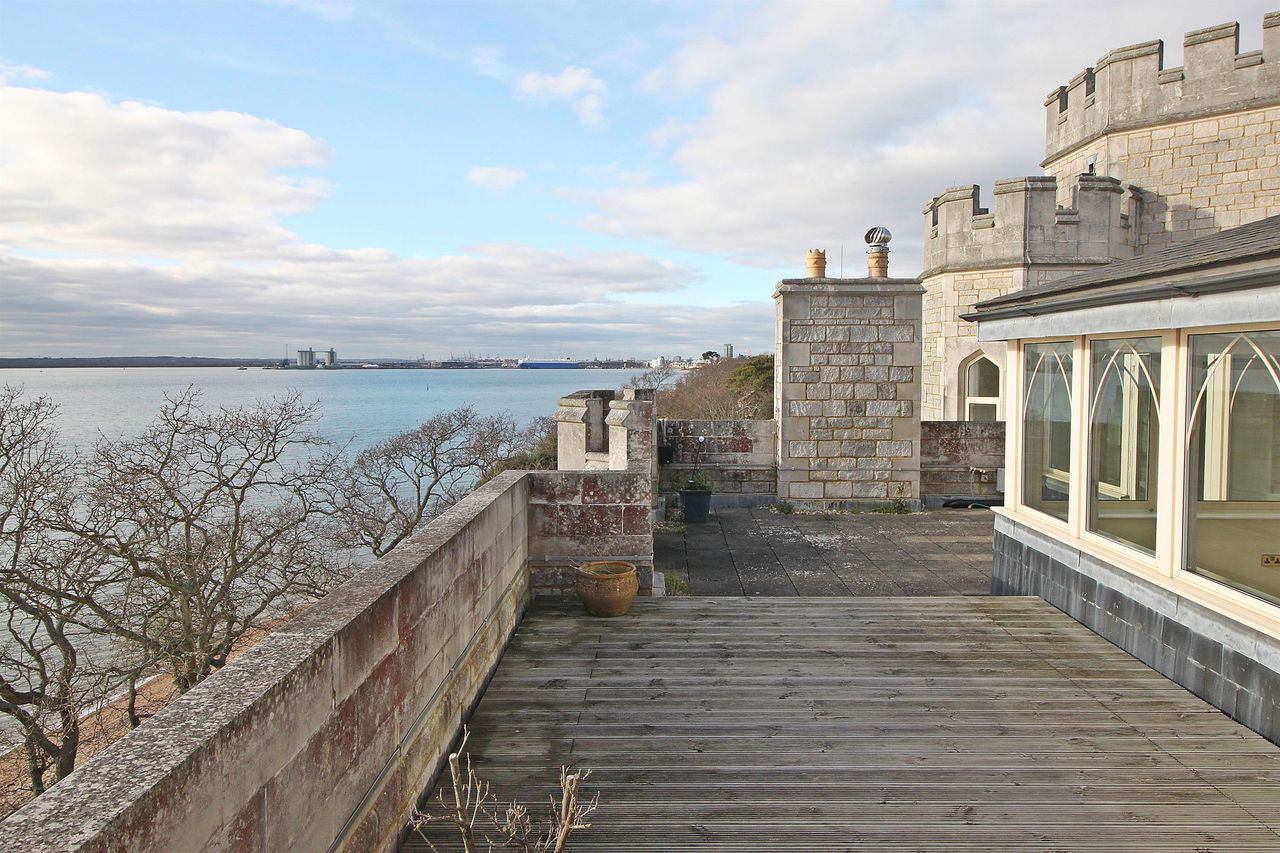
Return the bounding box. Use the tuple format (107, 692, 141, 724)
(0, 367, 646, 450)
(0, 366, 646, 737)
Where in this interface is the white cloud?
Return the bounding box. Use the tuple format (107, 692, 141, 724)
(0, 82, 736, 358)
(0, 249, 745, 358)
(0, 61, 52, 83)
(0, 85, 332, 259)
(590, 0, 1277, 272)
(515, 66, 608, 130)
(467, 165, 527, 192)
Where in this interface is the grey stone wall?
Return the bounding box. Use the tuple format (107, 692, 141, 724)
(920, 420, 1005, 501)
(774, 277, 924, 508)
(659, 464, 777, 500)
(993, 514, 1280, 745)
(656, 419, 777, 501)
(527, 470, 655, 597)
(1044, 15, 1280, 170)
(919, 176, 1129, 420)
(659, 418, 776, 467)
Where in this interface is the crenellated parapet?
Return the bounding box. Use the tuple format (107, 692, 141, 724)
(1044, 13, 1280, 168)
(922, 174, 1134, 277)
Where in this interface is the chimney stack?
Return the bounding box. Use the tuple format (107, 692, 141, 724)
(865, 227, 891, 277)
(805, 249, 827, 278)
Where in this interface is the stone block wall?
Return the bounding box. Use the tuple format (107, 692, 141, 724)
(774, 277, 924, 507)
(527, 470, 654, 597)
(1044, 14, 1280, 181)
(656, 418, 778, 501)
(659, 418, 776, 466)
(920, 420, 1005, 501)
(919, 15, 1279, 423)
(994, 514, 1280, 745)
(659, 464, 777, 499)
(1044, 104, 1280, 254)
(920, 176, 1131, 420)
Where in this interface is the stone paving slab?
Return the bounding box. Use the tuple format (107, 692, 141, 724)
(656, 507, 995, 596)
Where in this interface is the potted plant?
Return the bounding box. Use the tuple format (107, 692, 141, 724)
(576, 561, 639, 617)
(679, 470, 715, 524)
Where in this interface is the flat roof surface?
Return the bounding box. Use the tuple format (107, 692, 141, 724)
(405, 597, 1280, 852)
(655, 507, 994, 596)
(970, 214, 1280, 318)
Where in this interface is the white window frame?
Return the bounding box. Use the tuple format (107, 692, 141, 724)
(962, 352, 1002, 422)
(1002, 321, 1280, 638)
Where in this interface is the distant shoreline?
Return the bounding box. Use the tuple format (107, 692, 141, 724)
(0, 357, 648, 370)
(0, 357, 277, 368)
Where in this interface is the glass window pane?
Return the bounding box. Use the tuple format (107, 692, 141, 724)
(968, 357, 1000, 398)
(1087, 337, 1161, 554)
(968, 403, 998, 422)
(1022, 342, 1073, 522)
(1186, 329, 1280, 604)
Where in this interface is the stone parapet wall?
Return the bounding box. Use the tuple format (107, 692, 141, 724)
(993, 514, 1280, 745)
(920, 420, 1005, 500)
(556, 389, 658, 490)
(527, 470, 654, 597)
(659, 463, 776, 497)
(922, 176, 1134, 278)
(1044, 14, 1280, 169)
(774, 277, 924, 507)
(1043, 104, 1280, 255)
(0, 471, 534, 853)
(659, 419, 776, 466)
(0, 469, 656, 853)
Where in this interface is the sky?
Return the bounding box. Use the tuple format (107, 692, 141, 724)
(0, 0, 1274, 360)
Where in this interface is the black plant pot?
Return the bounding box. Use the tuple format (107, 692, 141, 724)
(680, 489, 712, 523)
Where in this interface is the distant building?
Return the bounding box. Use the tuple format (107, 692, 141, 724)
(723, 343, 734, 359)
(296, 348, 316, 368)
(326, 348, 337, 366)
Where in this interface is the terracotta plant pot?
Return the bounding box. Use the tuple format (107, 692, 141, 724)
(576, 561, 639, 617)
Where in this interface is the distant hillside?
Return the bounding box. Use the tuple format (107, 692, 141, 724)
(0, 356, 277, 368)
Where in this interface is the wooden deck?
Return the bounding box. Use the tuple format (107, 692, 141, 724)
(404, 597, 1280, 852)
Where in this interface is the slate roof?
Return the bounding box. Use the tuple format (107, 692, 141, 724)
(967, 214, 1280, 318)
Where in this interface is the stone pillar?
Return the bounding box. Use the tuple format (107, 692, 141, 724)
(774, 276, 924, 509)
(607, 388, 658, 484)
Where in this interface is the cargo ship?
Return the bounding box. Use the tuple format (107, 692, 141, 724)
(517, 358, 581, 369)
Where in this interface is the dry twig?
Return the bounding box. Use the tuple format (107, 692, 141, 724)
(410, 729, 598, 852)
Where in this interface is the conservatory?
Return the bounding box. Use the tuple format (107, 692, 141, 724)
(967, 214, 1280, 743)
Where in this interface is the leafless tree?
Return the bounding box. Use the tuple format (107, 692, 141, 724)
(0, 388, 112, 799)
(623, 363, 680, 391)
(326, 407, 521, 559)
(64, 388, 349, 695)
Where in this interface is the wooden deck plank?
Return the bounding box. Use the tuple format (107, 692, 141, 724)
(401, 597, 1280, 852)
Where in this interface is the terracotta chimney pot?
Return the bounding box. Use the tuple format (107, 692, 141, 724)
(805, 249, 827, 278)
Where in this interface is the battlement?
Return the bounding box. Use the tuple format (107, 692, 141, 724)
(1044, 13, 1280, 167)
(922, 174, 1134, 276)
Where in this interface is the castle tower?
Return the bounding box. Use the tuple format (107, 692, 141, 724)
(919, 12, 1280, 423)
